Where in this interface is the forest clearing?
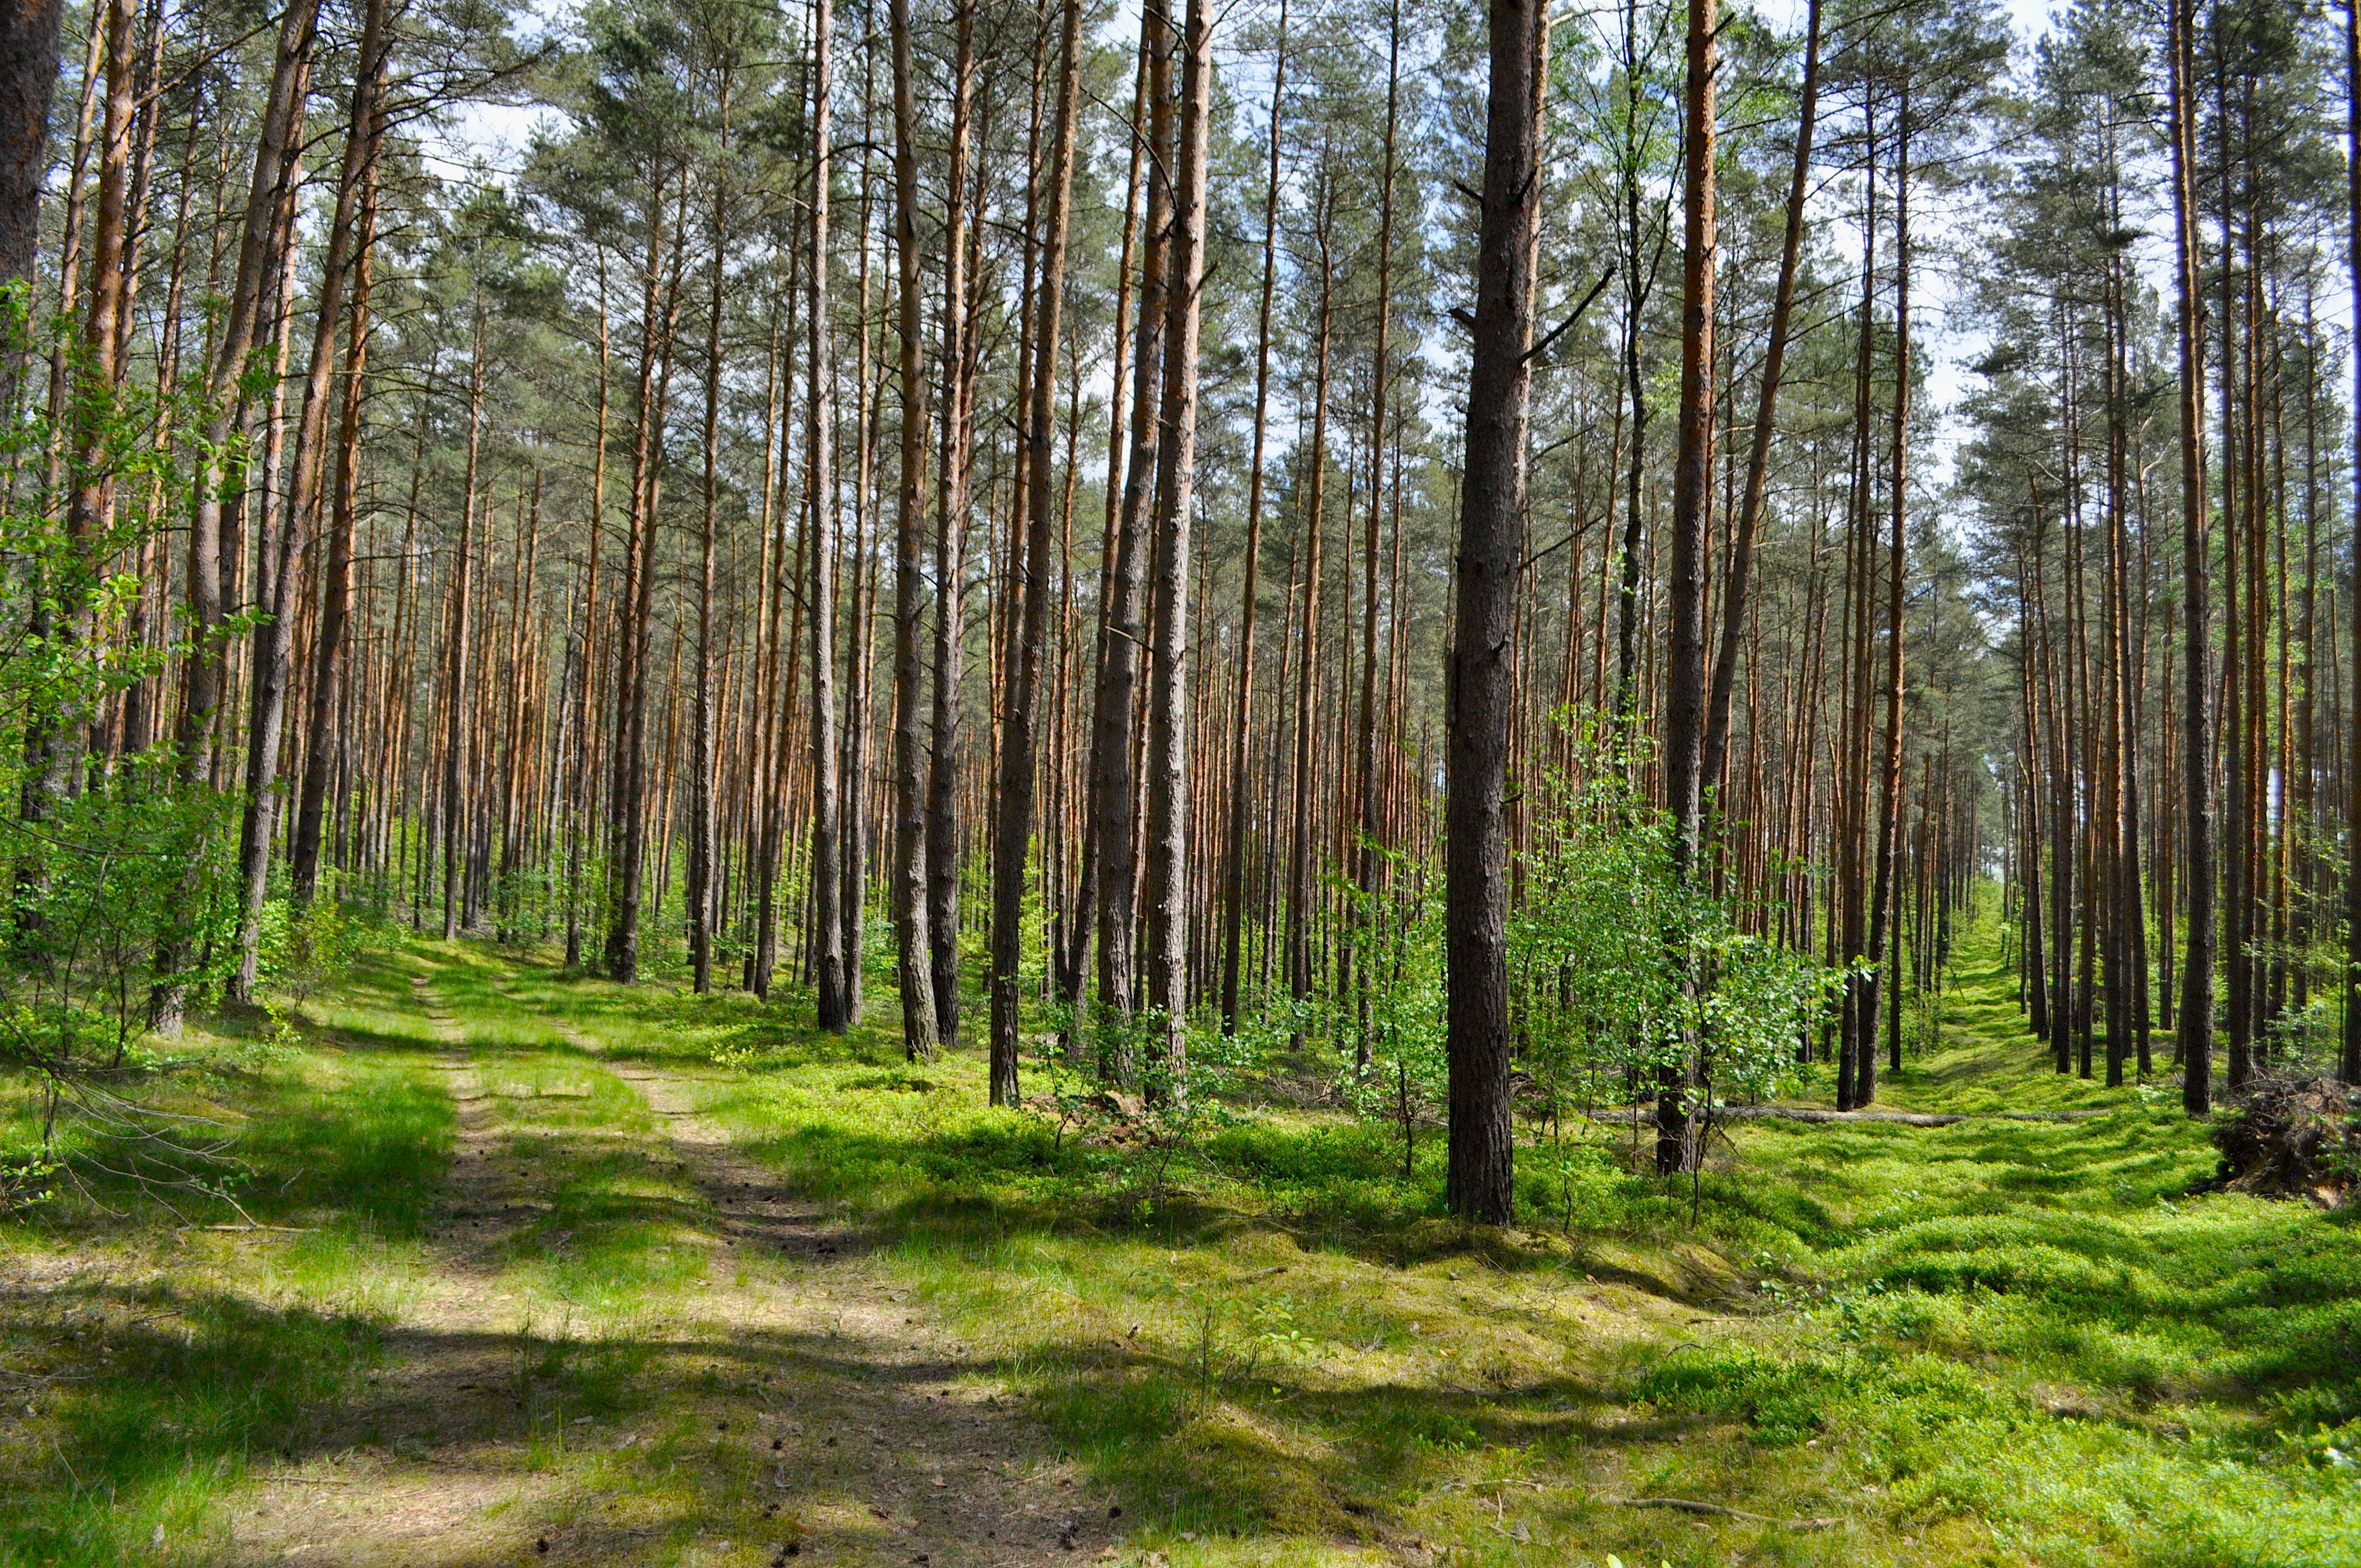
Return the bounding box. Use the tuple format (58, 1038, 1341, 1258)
(3, 919, 2357, 1568)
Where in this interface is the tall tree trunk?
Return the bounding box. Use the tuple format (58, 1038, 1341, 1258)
(288, 147, 379, 907)
(2216, 45, 2248, 1090)
(1446, 0, 1544, 1226)
(605, 184, 679, 983)
(1835, 112, 1877, 1108)
(1058, 43, 1148, 1033)
(840, 84, 879, 1025)
(1141, 0, 1210, 1102)
(809, 0, 849, 1029)
(1350, 0, 1401, 1070)
(564, 270, 611, 966)
(1860, 92, 1911, 1108)
(927, 0, 978, 1044)
(988, 0, 1084, 1103)
(1220, 0, 1287, 1036)
(1286, 213, 1332, 1026)
(689, 76, 733, 997)
(233, 2, 385, 989)
(149, 0, 319, 1033)
(756, 246, 803, 997)
(1657, 0, 1715, 1175)
(1085, 0, 1172, 1076)
(1700, 0, 1820, 791)
(289, 0, 388, 908)
(888, 0, 938, 1060)
(442, 304, 486, 941)
(2342, 0, 2360, 1086)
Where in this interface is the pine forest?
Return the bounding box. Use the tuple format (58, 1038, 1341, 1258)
(1, 0, 2359, 1560)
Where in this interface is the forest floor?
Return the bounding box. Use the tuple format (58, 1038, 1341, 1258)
(2, 923, 2358, 1568)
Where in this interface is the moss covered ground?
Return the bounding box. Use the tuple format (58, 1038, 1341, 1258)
(2, 919, 2354, 1567)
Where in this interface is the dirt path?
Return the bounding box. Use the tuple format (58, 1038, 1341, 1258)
(232, 973, 1120, 1568)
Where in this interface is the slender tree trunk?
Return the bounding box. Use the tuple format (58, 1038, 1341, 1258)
(1059, 43, 1148, 1033)
(809, 0, 849, 1029)
(1141, 0, 1210, 1101)
(1835, 113, 1876, 1107)
(605, 186, 679, 983)
(233, 3, 384, 989)
(1701, 0, 1820, 791)
(688, 77, 733, 996)
(988, 0, 1084, 1103)
(2342, 0, 2360, 1085)
(840, 86, 880, 1025)
(927, 0, 978, 1044)
(1085, 0, 1172, 1076)
(1446, 0, 1544, 1226)
(149, 0, 319, 1033)
(289, 0, 389, 906)
(1860, 95, 1911, 1108)
(564, 271, 610, 967)
(888, 0, 938, 1059)
(1657, 0, 1715, 1175)
(443, 305, 486, 941)
(1287, 216, 1332, 1027)
(2217, 46, 2248, 1091)
(1220, 2, 1287, 1036)
(1350, 1, 1402, 1071)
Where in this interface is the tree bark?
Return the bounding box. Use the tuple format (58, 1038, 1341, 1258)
(809, 0, 848, 1029)
(0, 0, 64, 357)
(926, 0, 978, 1045)
(1085, 0, 1172, 1075)
(1658, 0, 1716, 1175)
(1058, 42, 1147, 1037)
(888, 0, 938, 1060)
(1860, 91, 1911, 1109)
(605, 183, 679, 983)
(1220, 1, 1287, 1036)
(2342, 0, 2360, 1086)
(1141, 0, 1211, 1102)
(1446, 0, 1544, 1226)
(688, 74, 733, 997)
(442, 304, 486, 941)
(987, 0, 1084, 1103)
(564, 269, 611, 968)
(1351, 0, 1402, 1070)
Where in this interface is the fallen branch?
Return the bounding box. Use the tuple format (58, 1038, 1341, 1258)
(1178, 1265, 1288, 1291)
(1582, 1107, 2108, 1129)
(1602, 1495, 1837, 1530)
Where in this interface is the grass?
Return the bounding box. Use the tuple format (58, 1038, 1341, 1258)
(0, 913, 2354, 1567)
